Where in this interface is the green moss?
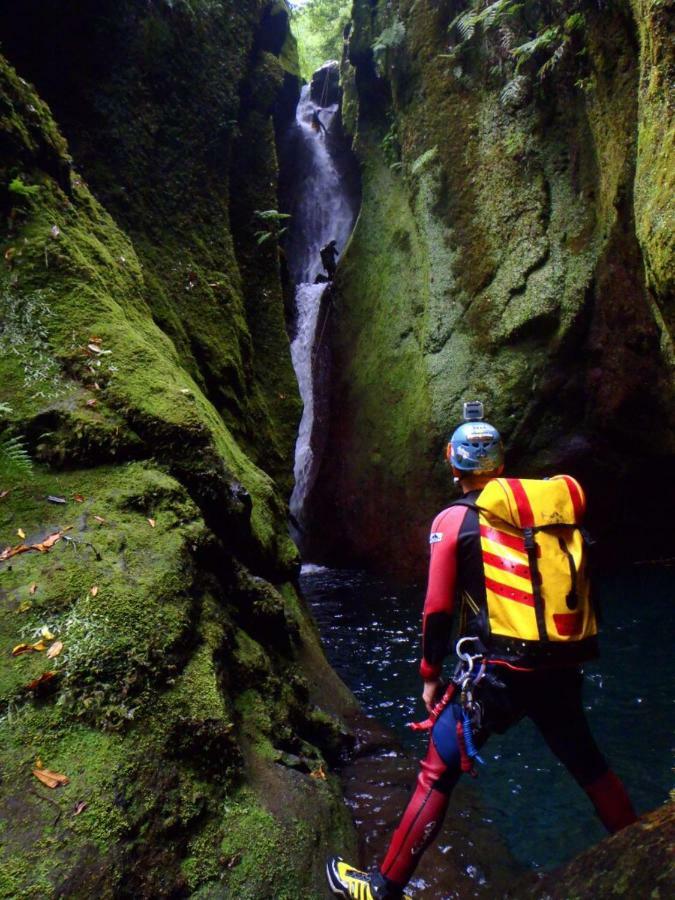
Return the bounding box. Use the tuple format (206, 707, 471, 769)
(217, 793, 306, 899)
(0, 35, 356, 895)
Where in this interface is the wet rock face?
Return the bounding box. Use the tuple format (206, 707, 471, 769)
(307, 0, 675, 577)
(311, 60, 341, 106)
(512, 801, 675, 898)
(0, 4, 357, 896)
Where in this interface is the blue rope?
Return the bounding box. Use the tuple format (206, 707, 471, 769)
(461, 709, 485, 765)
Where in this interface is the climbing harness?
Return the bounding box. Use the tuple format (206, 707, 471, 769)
(408, 636, 487, 777)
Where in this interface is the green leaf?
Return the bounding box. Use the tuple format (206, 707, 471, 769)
(8, 177, 41, 200)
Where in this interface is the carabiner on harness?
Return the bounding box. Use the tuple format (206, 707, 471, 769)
(454, 636, 486, 775)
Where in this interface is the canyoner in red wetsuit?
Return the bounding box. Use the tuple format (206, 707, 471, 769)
(327, 403, 637, 900)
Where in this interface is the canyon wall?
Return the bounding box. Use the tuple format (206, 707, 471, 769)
(308, 0, 674, 577)
(0, 2, 357, 896)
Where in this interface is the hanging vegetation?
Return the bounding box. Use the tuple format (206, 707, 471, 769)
(291, 0, 352, 79)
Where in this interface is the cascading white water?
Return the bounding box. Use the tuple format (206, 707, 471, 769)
(287, 84, 356, 530)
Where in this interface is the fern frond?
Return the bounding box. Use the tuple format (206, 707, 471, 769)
(450, 0, 522, 45)
(499, 25, 516, 52)
(457, 13, 477, 41)
(500, 74, 530, 107)
(0, 432, 33, 482)
(479, 0, 522, 30)
(512, 26, 560, 69)
(538, 41, 566, 79)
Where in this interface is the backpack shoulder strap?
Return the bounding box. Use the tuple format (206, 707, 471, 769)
(449, 498, 478, 510)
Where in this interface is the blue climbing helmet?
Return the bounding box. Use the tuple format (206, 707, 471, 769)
(445, 402, 504, 474)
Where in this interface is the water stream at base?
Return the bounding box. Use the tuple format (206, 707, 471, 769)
(301, 563, 673, 877)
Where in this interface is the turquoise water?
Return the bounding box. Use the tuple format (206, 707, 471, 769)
(301, 564, 673, 869)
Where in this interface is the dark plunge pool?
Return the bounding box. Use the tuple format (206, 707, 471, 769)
(301, 563, 673, 871)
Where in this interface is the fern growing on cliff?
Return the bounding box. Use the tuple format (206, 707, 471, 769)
(449, 0, 523, 45)
(447, 0, 590, 87)
(511, 27, 561, 69)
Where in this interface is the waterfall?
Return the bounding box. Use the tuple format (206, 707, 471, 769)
(284, 83, 357, 541)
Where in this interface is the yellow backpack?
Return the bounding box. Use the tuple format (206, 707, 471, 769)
(461, 476, 598, 665)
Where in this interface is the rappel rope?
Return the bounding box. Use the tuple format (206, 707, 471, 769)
(312, 296, 332, 361)
(319, 65, 331, 108)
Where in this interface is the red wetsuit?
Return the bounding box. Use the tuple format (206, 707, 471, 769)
(370, 490, 637, 898)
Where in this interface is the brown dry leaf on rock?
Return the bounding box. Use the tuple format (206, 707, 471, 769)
(25, 671, 57, 691)
(46, 641, 63, 659)
(33, 768, 69, 789)
(0, 527, 72, 561)
(33, 528, 72, 554)
(11, 640, 47, 656)
(0, 542, 29, 562)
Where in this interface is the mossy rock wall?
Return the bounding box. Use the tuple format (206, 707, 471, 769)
(308, 0, 675, 576)
(0, 4, 357, 896)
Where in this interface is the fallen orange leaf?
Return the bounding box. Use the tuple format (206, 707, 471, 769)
(93, 515, 106, 525)
(17, 528, 26, 539)
(46, 640, 63, 659)
(73, 494, 85, 503)
(25, 671, 57, 691)
(32, 767, 69, 789)
(29, 582, 38, 595)
(90, 585, 98, 597)
(310, 765, 327, 780)
(147, 518, 156, 528)
(1, 528, 72, 562)
(0, 542, 30, 562)
(33, 527, 72, 553)
(12, 640, 48, 655)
